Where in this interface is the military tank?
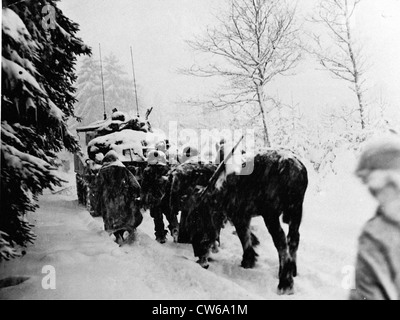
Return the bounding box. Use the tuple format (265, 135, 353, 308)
(74, 108, 166, 215)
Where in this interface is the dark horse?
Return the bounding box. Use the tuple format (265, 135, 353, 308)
(186, 148, 308, 295)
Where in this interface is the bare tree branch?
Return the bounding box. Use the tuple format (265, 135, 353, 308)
(308, 0, 368, 129)
(181, 0, 302, 146)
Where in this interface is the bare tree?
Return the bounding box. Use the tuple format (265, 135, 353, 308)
(308, 0, 368, 130)
(182, 0, 302, 147)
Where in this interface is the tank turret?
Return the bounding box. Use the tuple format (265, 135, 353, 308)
(74, 108, 165, 215)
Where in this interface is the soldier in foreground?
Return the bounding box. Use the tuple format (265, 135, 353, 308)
(350, 135, 400, 300)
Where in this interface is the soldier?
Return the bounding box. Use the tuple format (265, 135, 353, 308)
(94, 150, 143, 244)
(141, 150, 178, 243)
(350, 135, 400, 300)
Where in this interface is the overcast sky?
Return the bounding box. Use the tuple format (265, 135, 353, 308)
(58, 0, 400, 126)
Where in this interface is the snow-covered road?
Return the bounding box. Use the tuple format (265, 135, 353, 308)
(0, 164, 377, 300)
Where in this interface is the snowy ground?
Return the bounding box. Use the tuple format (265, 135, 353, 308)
(0, 155, 378, 300)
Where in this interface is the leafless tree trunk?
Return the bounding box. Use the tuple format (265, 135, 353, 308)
(256, 84, 271, 146)
(308, 0, 368, 130)
(182, 0, 302, 147)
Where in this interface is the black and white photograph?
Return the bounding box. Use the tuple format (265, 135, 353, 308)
(1, 0, 400, 302)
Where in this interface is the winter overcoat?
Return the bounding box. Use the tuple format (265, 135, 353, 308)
(350, 208, 400, 300)
(95, 160, 142, 234)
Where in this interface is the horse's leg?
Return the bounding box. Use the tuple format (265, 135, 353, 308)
(286, 204, 303, 277)
(232, 218, 258, 269)
(263, 215, 295, 295)
(192, 232, 210, 269)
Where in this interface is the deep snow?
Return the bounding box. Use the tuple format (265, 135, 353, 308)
(0, 154, 378, 300)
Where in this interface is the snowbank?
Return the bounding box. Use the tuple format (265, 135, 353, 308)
(0, 192, 258, 300)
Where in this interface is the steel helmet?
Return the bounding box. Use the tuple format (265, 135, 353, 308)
(147, 150, 167, 166)
(356, 135, 400, 177)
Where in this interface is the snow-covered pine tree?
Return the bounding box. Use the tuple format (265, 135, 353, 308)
(71, 56, 103, 128)
(73, 53, 142, 127)
(103, 52, 142, 117)
(104, 53, 129, 108)
(1, 1, 91, 260)
(271, 100, 310, 157)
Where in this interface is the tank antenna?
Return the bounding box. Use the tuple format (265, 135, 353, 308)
(130, 46, 140, 117)
(99, 43, 107, 120)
